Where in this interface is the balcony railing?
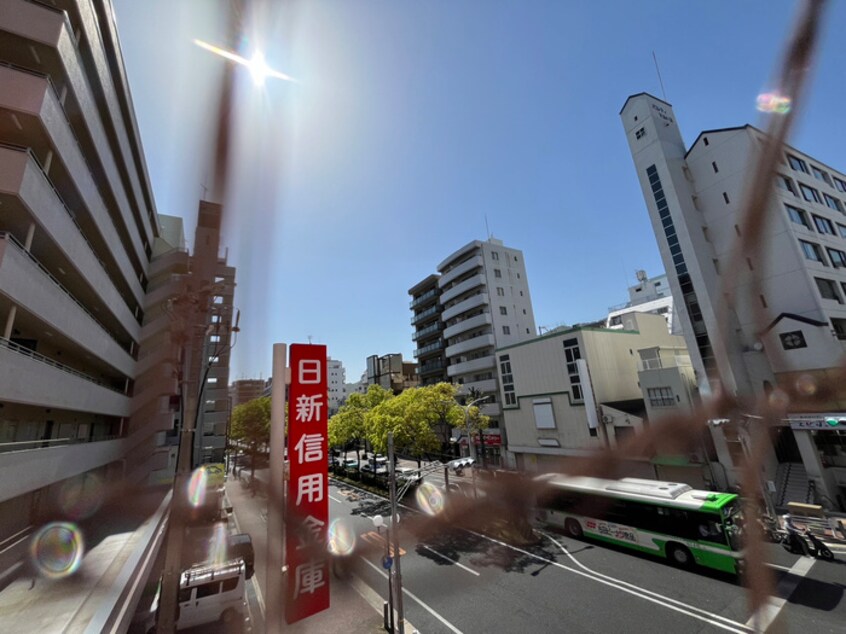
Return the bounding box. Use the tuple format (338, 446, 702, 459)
(411, 304, 440, 325)
(0, 232, 131, 353)
(414, 340, 444, 358)
(418, 360, 445, 375)
(638, 356, 692, 371)
(0, 435, 120, 455)
(0, 337, 125, 393)
(409, 288, 438, 309)
(412, 322, 441, 341)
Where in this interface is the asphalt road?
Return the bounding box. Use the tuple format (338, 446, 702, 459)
(327, 476, 846, 634)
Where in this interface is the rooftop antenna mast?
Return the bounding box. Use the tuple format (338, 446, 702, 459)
(652, 51, 668, 101)
(484, 215, 491, 240)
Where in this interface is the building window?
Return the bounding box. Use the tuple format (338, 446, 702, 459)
(815, 277, 842, 302)
(786, 204, 811, 229)
(712, 161, 719, 173)
(499, 306, 507, 315)
(563, 338, 583, 402)
(832, 318, 846, 340)
(834, 177, 846, 193)
(777, 175, 797, 196)
(800, 240, 826, 263)
(703, 136, 709, 146)
(502, 325, 510, 335)
(532, 399, 556, 429)
(812, 165, 833, 186)
(723, 192, 730, 204)
(500, 355, 516, 406)
(813, 214, 836, 235)
(647, 387, 675, 407)
(522, 309, 526, 315)
(496, 287, 505, 296)
(827, 247, 846, 268)
(788, 155, 809, 173)
(823, 194, 843, 213)
(494, 268, 502, 278)
(800, 183, 822, 204)
(491, 251, 499, 260)
(635, 127, 646, 139)
(838, 224, 846, 239)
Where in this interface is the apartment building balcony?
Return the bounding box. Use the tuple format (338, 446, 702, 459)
(412, 321, 442, 342)
(0, 436, 126, 503)
(0, 338, 130, 417)
(0, 0, 149, 270)
(480, 402, 502, 418)
(418, 359, 445, 376)
(458, 378, 498, 395)
(440, 273, 486, 304)
(0, 63, 144, 307)
(409, 287, 439, 310)
(446, 334, 495, 358)
(443, 312, 492, 339)
(413, 340, 444, 359)
(148, 248, 189, 279)
(0, 233, 135, 375)
(0, 144, 140, 340)
(441, 292, 489, 322)
(447, 355, 496, 378)
(411, 304, 440, 326)
(438, 254, 483, 288)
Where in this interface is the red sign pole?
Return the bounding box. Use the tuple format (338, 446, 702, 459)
(285, 344, 330, 623)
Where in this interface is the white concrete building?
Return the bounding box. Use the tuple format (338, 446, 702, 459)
(606, 270, 679, 335)
(497, 313, 689, 475)
(327, 357, 347, 414)
(621, 92, 846, 509)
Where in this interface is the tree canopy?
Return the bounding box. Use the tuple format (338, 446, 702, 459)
(230, 396, 271, 479)
(328, 382, 490, 457)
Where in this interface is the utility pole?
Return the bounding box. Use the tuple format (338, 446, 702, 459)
(267, 344, 287, 634)
(387, 432, 405, 634)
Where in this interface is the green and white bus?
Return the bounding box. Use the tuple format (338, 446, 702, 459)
(536, 475, 743, 574)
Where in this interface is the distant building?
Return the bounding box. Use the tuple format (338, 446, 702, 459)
(497, 313, 696, 478)
(365, 353, 418, 394)
(328, 358, 348, 414)
(410, 238, 538, 464)
(230, 379, 266, 408)
(606, 270, 678, 334)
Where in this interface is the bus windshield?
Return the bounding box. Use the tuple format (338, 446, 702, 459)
(722, 500, 743, 551)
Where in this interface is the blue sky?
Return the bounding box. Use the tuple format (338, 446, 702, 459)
(114, 0, 846, 382)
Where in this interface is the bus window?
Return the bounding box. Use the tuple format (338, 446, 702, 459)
(178, 588, 192, 603)
(196, 582, 220, 599)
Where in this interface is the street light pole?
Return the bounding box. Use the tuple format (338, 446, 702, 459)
(387, 432, 405, 634)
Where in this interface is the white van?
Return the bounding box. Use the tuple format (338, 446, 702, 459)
(149, 558, 247, 631)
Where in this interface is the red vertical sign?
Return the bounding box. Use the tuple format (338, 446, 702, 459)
(285, 344, 330, 623)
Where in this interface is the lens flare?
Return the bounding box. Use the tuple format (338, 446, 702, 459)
(188, 466, 208, 508)
(415, 482, 445, 516)
(756, 92, 792, 114)
(30, 522, 84, 579)
(207, 522, 229, 566)
(327, 519, 355, 556)
(58, 473, 104, 520)
(193, 39, 296, 84)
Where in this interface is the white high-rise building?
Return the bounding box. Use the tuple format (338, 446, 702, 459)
(621, 92, 846, 509)
(327, 357, 347, 414)
(412, 238, 537, 463)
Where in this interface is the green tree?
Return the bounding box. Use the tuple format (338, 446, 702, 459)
(328, 384, 393, 467)
(230, 396, 271, 482)
(365, 387, 443, 459)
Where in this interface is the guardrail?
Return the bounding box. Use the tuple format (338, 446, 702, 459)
(0, 336, 125, 394)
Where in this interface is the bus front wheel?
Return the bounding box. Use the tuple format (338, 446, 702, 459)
(565, 518, 583, 539)
(667, 543, 693, 568)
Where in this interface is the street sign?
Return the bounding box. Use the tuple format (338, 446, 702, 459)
(285, 344, 330, 624)
(382, 556, 393, 570)
(788, 414, 846, 430)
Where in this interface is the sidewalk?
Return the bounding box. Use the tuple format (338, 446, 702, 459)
(225, 475, 411, 633)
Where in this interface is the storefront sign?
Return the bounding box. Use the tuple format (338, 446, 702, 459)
(285, 344, 329, 624)
(789, 414, 846, 430)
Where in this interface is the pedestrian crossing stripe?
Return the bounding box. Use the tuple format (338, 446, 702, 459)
(360, 531, 406, 557)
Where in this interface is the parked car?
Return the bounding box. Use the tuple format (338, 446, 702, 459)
(342, 458, 359, 470)
(147, 559, 246, 632)
(227, 533, 255, 579)
(395, 466, 422, 486)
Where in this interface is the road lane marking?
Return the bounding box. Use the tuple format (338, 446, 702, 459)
(765, 563, 793, 572)
(744, 555, 814, 631)
(465, 529, 750, 633)
(329, 494, 344, 503)
(420, 545, 480, 576)
(360, 531, 406, 556)
(541, 531, 753, 632)
(359, 556, 464, 634)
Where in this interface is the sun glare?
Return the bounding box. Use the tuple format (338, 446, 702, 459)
(193, 39, 295, 85)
